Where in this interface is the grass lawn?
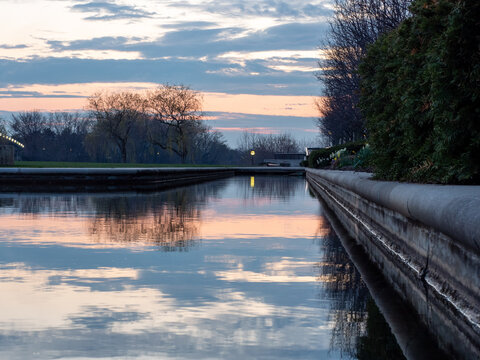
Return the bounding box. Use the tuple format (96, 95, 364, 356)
(5, 161, 231, 168)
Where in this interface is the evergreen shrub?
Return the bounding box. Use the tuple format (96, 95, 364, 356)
(359, 0, 480, 184)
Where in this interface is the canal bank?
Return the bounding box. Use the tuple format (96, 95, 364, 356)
(0, 167, 304, 191)
(306, 169, 480, 360)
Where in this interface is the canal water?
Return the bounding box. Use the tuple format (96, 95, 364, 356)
(0, 176, 405, 359)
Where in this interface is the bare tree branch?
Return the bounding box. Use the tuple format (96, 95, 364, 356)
(317, 0, 412, 145)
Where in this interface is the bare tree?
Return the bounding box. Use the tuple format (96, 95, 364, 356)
(10, 111, 50, 160)
(45, 112, 91, 162)
(317, 0, 412, 145)
(87, 91, 145, 163)
(11, 111, 47, 139)
(192, 126, 232, 164)
(146, 85, 204, 163)
(269, 133, 300, 153)
(237, 131, 300, 153)
(47, 112, 90, 136)
(0, 116, 7, 134)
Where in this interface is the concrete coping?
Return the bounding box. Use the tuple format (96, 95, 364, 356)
(307, 169, 480, 254)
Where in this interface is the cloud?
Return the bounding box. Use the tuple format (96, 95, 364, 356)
(0, 90, 82, 99)
(47, 36, 138, 51)
(1, 1, 330, 105)
(42, 21, 327, 57)
(0, 57, 319, 96)
(147, 22, 328, 57)
(71, 1, 155, 21)
(0, 44, 28, 49)
(161, 21, 219, 29)
(169, 0, 333, 19)
(214, 126, 279, 135)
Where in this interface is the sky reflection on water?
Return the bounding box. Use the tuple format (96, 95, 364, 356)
(0, 176, 403, 359)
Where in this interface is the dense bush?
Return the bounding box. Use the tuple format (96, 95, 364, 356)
(359, 0, 480, 184)
(353, 144, 373, 170)
(308, 140, 366, 168)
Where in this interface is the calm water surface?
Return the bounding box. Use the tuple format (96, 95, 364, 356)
(0, 176, 404, 359)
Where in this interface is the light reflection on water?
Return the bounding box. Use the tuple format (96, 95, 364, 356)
(0, 176, 404, 360)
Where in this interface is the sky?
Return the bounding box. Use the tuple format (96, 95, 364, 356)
(0, 0, 332, 146)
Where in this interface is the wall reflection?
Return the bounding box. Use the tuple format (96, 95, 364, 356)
(315, 213, 405, 359)
(356, 299, 405, 360)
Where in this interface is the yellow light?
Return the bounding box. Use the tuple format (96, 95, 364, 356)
(250, 150, 255, 156)
(250, 176, 255, 188)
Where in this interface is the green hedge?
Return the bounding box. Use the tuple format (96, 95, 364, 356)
(359, 0, 480, 184)
(308, 140, 366, 168)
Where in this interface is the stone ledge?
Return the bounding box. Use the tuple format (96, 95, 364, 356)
(307, 169, 480, 254)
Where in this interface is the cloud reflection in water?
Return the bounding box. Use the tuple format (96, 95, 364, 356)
(0, 177, 396, 359)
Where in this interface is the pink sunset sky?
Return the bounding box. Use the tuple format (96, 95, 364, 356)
(0, 0, 332, 145)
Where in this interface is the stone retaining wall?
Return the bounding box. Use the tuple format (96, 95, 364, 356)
(0, 167, 305, 192)
(0, 167, 235, 191)
(306, 169, 480, 360)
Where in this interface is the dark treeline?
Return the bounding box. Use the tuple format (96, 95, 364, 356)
(6, 85, 238, 164)
(2, 84, 303, 165)
(317, 0, 412, 145)
(7, 109, 237, 164)
(10, 111, 92, 162)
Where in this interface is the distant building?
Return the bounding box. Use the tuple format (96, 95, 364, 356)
(0, 145, 14, 165)
(263, 153, 305, 167)
(0, 133, 24, 165)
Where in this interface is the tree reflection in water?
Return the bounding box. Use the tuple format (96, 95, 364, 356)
(88, 182, 226, 251)
(316, 227, 369, 358)
(0, 181, 226, 251)
(5, 194, 90, 216)
(315, 213, 405, 359)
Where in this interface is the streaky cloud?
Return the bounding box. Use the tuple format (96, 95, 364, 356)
(0, 57, 319, 96)
(161, 21, 219, 29)
(71, 1, 154, 21)
(45, 22, 328, 59)
(0, 44, 28, 49)
(47, 37, 137, 51)
(169, 0, 333, 19)
(0, 90, 83, 99)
